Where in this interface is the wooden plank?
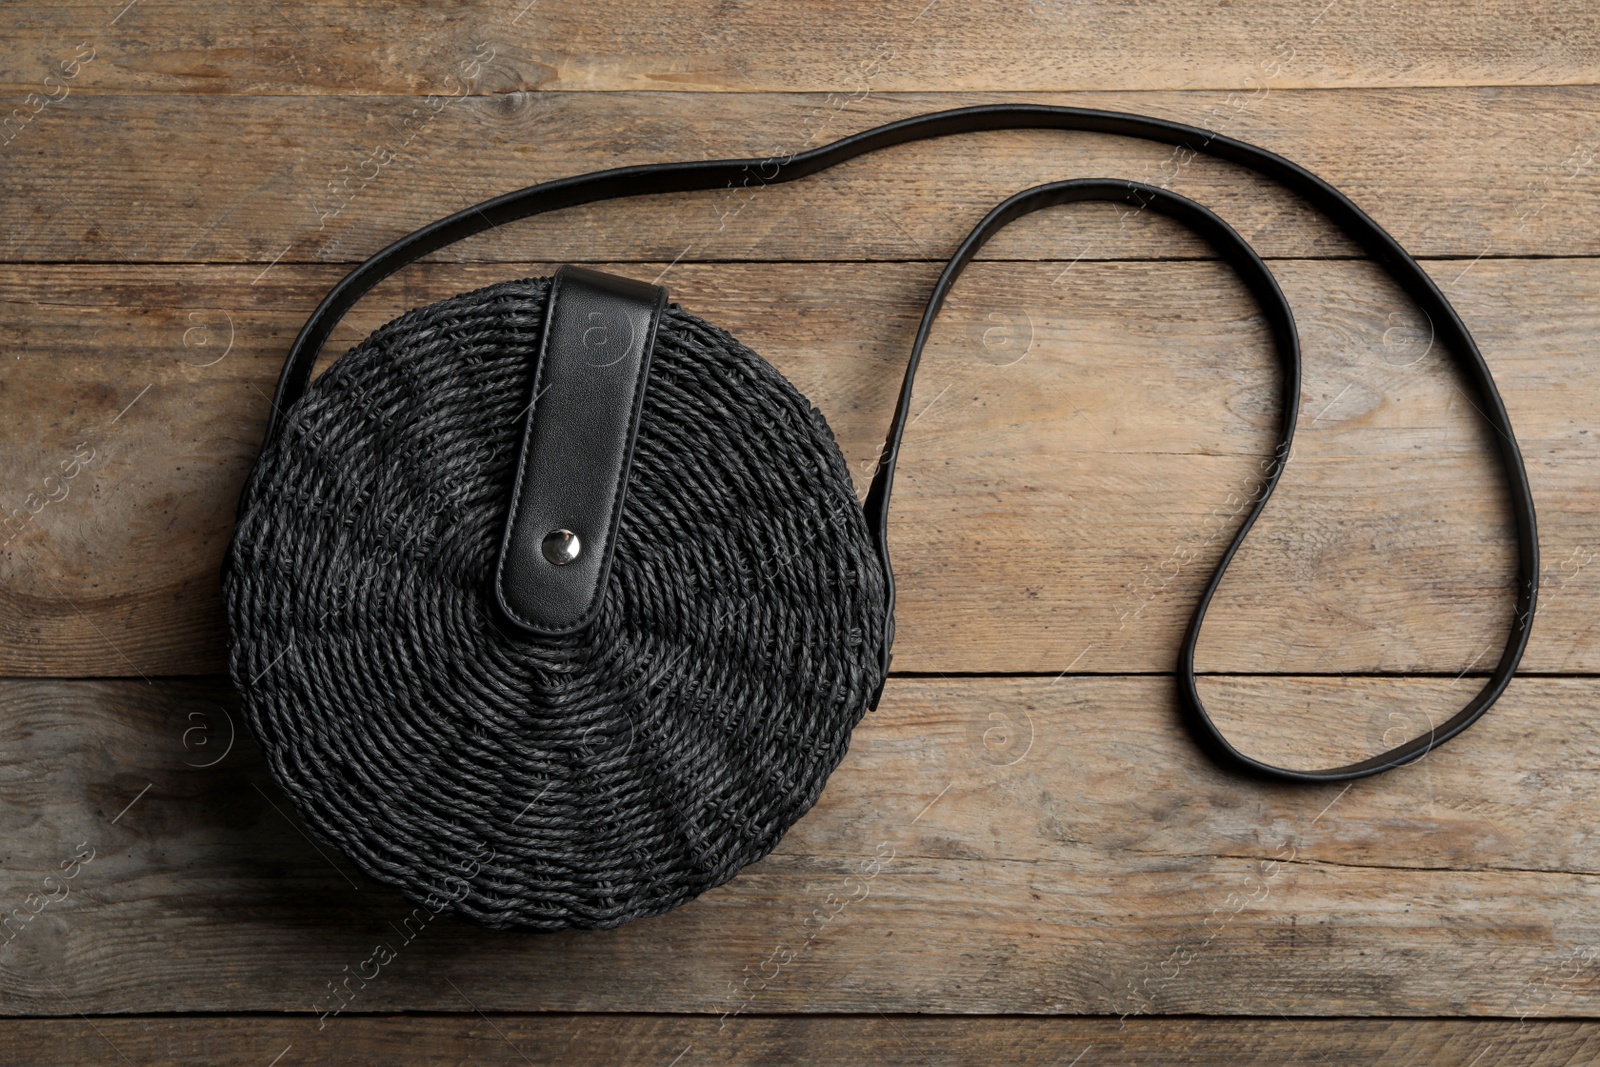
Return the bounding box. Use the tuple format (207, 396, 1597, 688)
(6, 89, 1599, 265)
(2, 1014, 1596, 1066)
(1, 256, 1583, 677)
(4, 1, 1598, 95)
(4, 675, 1600, 1015)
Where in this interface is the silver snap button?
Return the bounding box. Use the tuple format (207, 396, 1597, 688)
(541, 529, 581, 565)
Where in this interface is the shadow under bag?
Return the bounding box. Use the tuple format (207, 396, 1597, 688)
(223, 104, 1539, 930)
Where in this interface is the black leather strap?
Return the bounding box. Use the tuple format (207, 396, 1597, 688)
(259, 103, 1539, 783)
(494, 264, 666, 635)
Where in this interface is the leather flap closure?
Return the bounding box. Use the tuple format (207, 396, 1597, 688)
(495, 265, 667, 635)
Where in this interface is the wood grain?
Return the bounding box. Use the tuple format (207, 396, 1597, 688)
(4, 1, 1598, 95)
(4, 0, 1592, 1048)
(4, 256, 1586, 677)
(6, 89, 1598, 265)
(3, 675, 1600, 1016)
(2, 1014, 1595, 1066)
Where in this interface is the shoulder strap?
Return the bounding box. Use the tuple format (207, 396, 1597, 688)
(258, 103, 1539, 783)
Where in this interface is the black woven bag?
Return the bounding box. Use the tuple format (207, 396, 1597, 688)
(225, 105, 1538, 931)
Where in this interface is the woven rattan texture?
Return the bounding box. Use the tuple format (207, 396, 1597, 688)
(224, 276, 889, 930)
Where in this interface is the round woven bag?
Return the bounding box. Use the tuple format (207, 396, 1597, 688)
(226, 103, 1540, 932)
(226, 276, 889, 929)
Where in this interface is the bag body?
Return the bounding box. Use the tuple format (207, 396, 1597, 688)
(226, 277, 887, 929)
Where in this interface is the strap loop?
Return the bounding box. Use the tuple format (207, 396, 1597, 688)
(258, 104, 1538, 783)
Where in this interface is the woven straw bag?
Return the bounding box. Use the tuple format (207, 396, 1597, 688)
(224, 105, 1538, 930)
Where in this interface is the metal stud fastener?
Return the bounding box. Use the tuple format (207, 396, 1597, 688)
(541, 529, 581, 565)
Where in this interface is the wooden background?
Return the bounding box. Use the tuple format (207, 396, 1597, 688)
(3, 0, 1599, 1063)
